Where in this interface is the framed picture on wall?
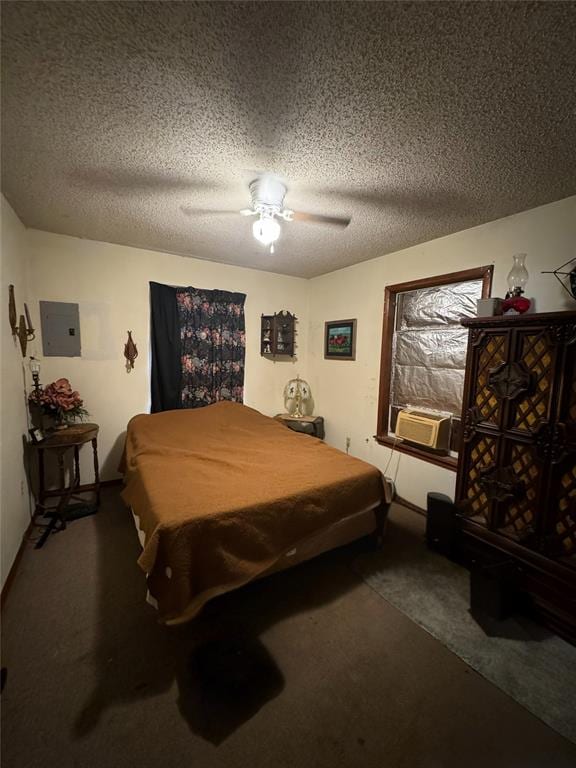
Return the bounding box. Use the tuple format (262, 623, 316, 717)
(324, 319, 357, 360)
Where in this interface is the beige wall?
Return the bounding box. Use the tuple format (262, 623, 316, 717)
(25, 230, 309, 482)
(307, 196, 576, 509)
(1, 197, 32, 587)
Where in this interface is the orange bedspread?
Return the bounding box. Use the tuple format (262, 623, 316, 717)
(122, 402, 384, 624)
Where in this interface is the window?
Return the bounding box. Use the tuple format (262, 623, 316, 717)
(376, 266, 493, 470)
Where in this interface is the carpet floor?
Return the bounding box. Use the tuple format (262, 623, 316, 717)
(2, 488, 576, 768)
(354, 511, 576, 744)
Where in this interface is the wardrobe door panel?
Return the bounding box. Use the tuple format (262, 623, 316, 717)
(466, 330, 509, 430)
(459, 431, 499, 527)
(507, 326, 556, 434)
(540, 324, 576, 567)
(554, 325, 576, 429)
(545, 451, 576, 567)
(491, 438, 545, 548)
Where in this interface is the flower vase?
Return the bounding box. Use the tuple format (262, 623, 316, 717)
(53, 413, 69, 431)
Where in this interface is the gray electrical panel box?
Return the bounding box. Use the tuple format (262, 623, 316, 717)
(39, 301, 81, 357)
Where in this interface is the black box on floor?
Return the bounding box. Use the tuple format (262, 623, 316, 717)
(426, 492, 458, 558)
(470, 563, 515, 622)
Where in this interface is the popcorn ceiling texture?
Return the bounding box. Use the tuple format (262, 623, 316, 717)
(2, 1, 575, 278)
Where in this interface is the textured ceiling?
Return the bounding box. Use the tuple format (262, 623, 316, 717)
(2, 1, 576, 278)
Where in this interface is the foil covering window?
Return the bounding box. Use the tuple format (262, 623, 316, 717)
(390, 280, 482, 426)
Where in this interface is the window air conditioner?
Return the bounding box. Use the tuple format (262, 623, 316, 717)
(395, 409, 451, 451)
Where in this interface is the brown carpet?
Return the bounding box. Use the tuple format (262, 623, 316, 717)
(2, 488, 575, 768)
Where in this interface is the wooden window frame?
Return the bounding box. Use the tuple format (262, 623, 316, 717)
(375, 265, 494, 471)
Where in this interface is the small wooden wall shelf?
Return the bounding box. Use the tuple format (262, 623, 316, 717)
(261, 311, 297, 357)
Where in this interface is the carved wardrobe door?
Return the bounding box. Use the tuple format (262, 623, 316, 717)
(494, 323, 560, 551)
(458, 327, 509, 531)
(543, 323, 576, 567)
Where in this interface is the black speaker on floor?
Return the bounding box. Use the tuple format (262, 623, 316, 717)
(426, 492, 458, 558)
(470, 561, 516, 623)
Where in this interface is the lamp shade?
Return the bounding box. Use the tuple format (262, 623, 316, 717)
(507, 253, 529, 295)
(29, 356, 41, 375)
(284, 376, 312, 418)
(253, 216, 281, 246)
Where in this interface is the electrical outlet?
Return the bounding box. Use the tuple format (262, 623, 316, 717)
(20, 480, 25, 496)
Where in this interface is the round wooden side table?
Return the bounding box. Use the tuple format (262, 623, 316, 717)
(31, 423, 100, 548)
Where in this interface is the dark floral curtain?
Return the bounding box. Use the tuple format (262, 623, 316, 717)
(176, 287, 246, 409)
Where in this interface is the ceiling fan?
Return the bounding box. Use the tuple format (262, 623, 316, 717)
(181, 174, 351, 253)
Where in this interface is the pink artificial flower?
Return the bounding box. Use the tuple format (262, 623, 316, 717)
(29, 377, 84, 416)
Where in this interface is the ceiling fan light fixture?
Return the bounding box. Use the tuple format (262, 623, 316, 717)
(252, 215, 281, 246)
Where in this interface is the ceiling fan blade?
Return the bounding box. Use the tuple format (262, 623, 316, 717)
(291, 211, 351, 228)
(239, 208, 257, 216)
(180, 206, 239, 217)
(70, 168, 219, 194)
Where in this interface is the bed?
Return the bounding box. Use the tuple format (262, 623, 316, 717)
(122, 401, 387, 624)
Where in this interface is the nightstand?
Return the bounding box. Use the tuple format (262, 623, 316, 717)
(274, 414, 325, 439)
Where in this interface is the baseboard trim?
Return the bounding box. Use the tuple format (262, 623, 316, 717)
(1, 519, 34, 611)
(101, 478, 123, 488)
(395, 494, 426, 517)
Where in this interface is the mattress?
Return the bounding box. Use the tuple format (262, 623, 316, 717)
(122, 401, 385, 624)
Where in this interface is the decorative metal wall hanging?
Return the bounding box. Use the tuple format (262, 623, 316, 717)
(8, 285, 35, 357)
(124, 330, 138, 372)
(542, 258, 576, 300)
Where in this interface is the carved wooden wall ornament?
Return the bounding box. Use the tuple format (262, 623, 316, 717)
(124, 331, 138, 372)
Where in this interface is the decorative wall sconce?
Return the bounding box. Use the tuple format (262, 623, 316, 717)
(28, 356, 44, 431)
(124, 330, 138, 372)
(9, 285, 35, 357)
(29, 356, 42, 398)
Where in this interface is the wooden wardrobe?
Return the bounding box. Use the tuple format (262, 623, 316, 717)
(455, 311, 576, 643)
